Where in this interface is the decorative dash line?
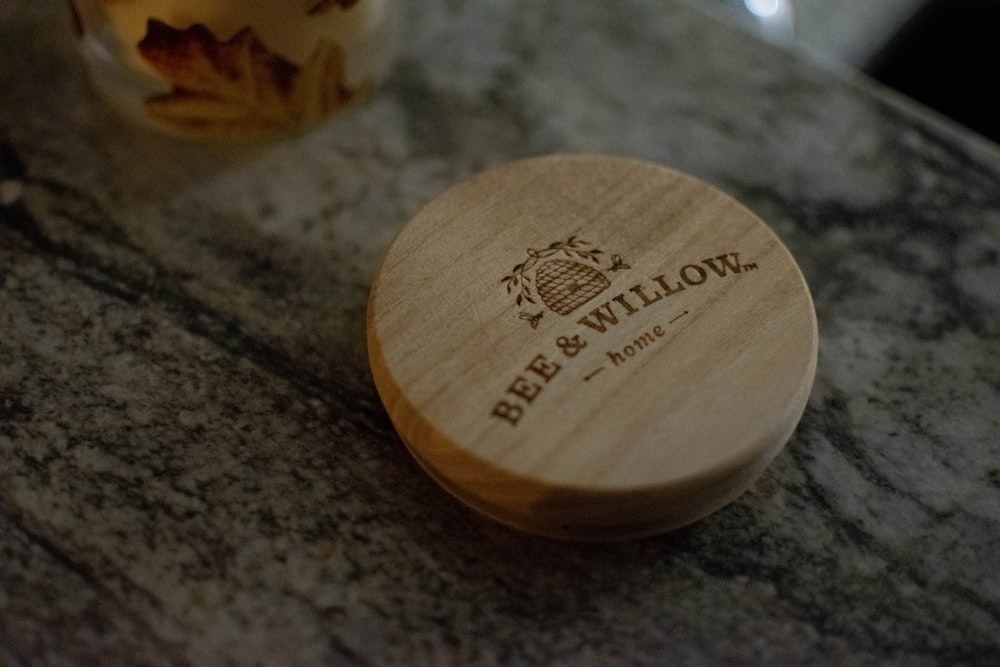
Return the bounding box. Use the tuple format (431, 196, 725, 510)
(669, 309, 690, 324)
(583, 367, 605, 382)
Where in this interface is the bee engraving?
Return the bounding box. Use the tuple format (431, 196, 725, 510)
(519, 311, 544, 329)
(609, 254, 631, 271)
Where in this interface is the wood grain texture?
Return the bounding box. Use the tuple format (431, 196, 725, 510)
(368, 154, 818, 539)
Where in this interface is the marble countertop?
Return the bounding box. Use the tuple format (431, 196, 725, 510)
(2, 1, 999, 665)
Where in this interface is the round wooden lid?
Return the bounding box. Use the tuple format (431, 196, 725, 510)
(367, 154, 817, 540)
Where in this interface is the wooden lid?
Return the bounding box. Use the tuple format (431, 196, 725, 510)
(367, 154, 817, 540)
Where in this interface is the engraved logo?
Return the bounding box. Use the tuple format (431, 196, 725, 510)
(500, 237, 629, 327)
(491, 242, 759, 427)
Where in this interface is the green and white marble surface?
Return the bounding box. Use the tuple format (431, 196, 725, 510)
(1, 1, 999, 665)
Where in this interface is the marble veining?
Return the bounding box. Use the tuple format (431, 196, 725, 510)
(1, 1, 999, 665)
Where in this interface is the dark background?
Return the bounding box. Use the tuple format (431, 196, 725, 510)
(865, 0, 1000, 143)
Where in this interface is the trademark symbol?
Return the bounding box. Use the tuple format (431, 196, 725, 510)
(742, 262, 759, 271)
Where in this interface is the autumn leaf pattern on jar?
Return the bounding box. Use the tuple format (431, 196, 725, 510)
(69, 0, 400, 140)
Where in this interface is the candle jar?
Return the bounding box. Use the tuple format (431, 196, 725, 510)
(69, 0, 401, 141)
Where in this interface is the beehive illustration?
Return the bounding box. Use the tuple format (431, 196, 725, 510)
(501, 237, 619, 324)
(535, 258, 611, 315)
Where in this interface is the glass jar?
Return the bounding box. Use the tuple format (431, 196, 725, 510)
(69, 0, 401, 141)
